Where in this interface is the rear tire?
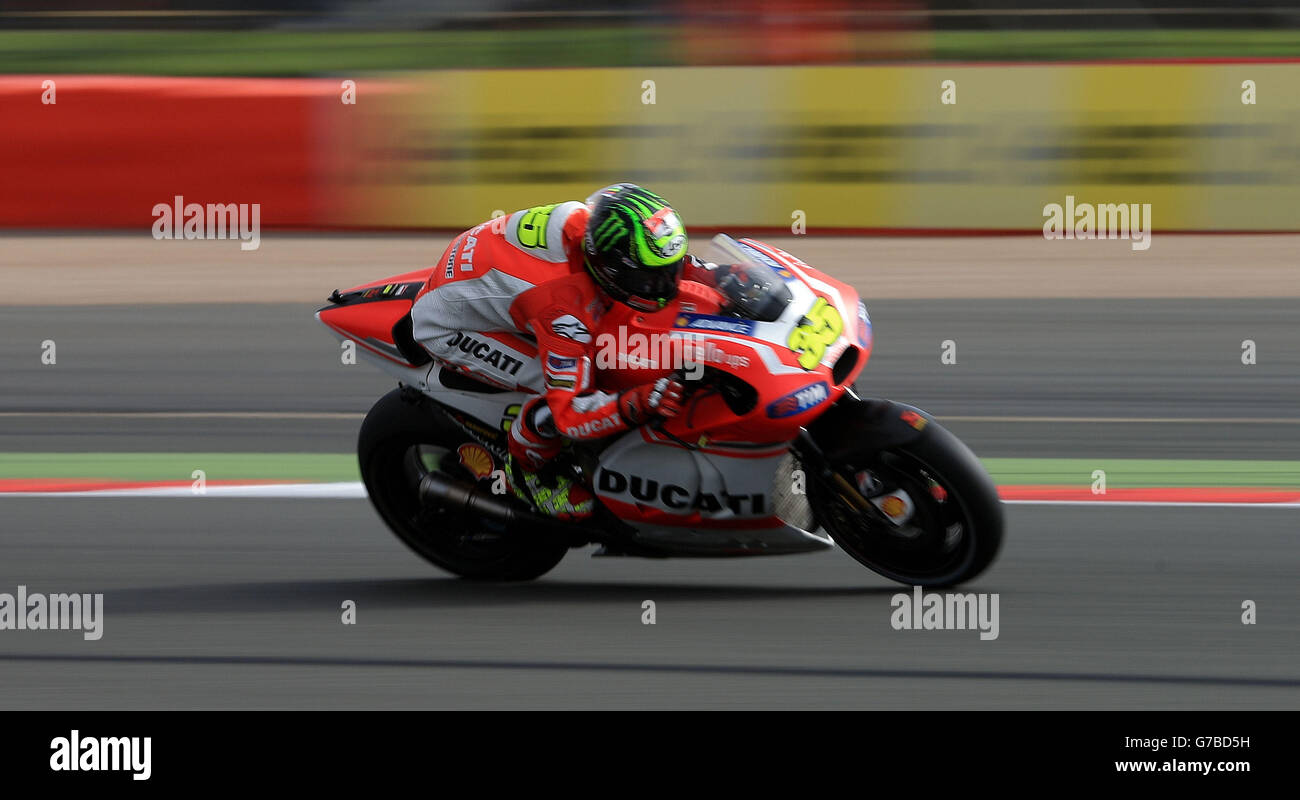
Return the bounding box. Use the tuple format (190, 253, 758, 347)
(811, 420, 1003, 587)
(358, 387, 569, 581)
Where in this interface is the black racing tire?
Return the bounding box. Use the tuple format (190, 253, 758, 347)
(811, 419, 1003, 587)
(358, 387, 568, 581)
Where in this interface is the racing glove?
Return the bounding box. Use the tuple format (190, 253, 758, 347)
(618, 376, 687, 426)
(683, 254, 732, 288)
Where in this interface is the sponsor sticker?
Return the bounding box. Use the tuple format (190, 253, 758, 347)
(500, 403, 522, 433)
(766, 382, 830, 418)
(445, 331, 525, 376)
(457, 443, 495, 479)
(566, 413, 621, 438)
(672, 313, 757, 336)
(551, 314, 592, 343)
(597, 468, 766, 516)
(871, 489, 916, 524)
(459, 235, 477, 272)
(900, 410, 928, 431)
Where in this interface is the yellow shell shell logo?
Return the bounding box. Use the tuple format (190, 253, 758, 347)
(880, 495, 907, 519)
(457, 444, 494, 479)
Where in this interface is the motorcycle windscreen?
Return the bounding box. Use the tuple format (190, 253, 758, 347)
(702, 234, 793, 322)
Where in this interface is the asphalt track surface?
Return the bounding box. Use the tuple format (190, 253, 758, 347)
(2, 298, 1298, 457)
(1, 299, 1298, 709)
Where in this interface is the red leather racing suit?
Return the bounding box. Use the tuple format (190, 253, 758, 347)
(411, 201, 709, 444)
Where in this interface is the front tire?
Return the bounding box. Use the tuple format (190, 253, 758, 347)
(810, 419, 1003, 587)
(358, 387, 569, 581)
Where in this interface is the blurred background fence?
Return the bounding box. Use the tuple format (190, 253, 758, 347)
(5, 1, 1300, 70)
(2, 1, 1299, 232)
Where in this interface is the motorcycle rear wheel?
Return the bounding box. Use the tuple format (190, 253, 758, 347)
(358, 387, 569, 581)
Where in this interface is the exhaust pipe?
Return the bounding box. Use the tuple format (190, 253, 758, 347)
(418, 472, 575, 535)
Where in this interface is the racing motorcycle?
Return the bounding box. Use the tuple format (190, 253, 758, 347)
(317, 235, 1003, 586)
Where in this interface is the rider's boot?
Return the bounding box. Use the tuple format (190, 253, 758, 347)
(506, 397, 595, 522)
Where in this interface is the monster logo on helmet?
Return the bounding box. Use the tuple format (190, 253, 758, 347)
(583, 183, 688, 312)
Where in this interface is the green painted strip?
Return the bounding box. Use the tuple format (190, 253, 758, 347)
(2, 454, 1299, 489)
(0, 453, 359, 482)
(983, 459, 1300, 489)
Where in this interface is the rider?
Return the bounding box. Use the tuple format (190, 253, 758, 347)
(410, 183, 726, 521)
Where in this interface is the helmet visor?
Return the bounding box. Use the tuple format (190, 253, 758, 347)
(619, 257, 682, 307)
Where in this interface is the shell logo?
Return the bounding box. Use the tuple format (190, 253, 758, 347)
(879, 495, 908, 519)
(457, 443, 495, 479)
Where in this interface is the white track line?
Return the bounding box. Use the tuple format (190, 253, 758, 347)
(2, 482, 1298, 508)
(0, 411, 362, 420)
(1003, 499, 1300, 509)
(0, 482, 367, 498)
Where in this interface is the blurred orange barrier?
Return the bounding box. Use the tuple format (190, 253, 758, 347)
(0, 76, 382, 229)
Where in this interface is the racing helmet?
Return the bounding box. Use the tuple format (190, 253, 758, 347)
(582, 183, 688, 312)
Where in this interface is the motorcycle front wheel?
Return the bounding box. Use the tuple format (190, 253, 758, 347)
(809, 418, 1003, 587)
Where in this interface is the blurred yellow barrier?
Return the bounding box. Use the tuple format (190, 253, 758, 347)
(345, 64, 1300, 232)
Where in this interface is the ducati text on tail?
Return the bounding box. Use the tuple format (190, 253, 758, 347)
(317, 235, 1003, 585)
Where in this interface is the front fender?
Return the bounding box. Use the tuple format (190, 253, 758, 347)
(804, 397, 934, 461)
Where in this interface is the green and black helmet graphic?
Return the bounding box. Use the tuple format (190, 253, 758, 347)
(583, 183, 687, 312)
